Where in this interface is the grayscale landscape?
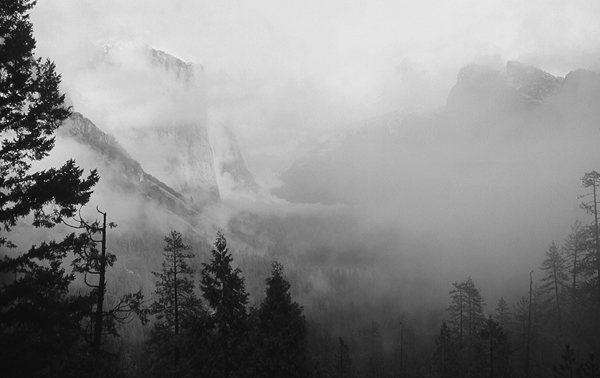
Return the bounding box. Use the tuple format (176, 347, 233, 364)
(2, 1, 600, 377)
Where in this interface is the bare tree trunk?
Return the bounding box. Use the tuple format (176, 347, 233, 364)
(93, 210, 107, 352)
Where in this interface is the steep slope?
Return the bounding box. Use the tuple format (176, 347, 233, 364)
(72, 42, 220, 207)
(59, 112, 199, 219)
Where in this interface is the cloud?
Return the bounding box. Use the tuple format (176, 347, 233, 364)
(31, 0, 600, 184)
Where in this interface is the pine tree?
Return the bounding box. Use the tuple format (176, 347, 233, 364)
(335, 337, 353, 378)
(447, 277, 486, 376)
(448, 277, 485, 347)
(562, 221, 584, 315)
(480, 315, 509, 378)
(495, 297, 510, 328)
(433, 322, 460, 378)
(200, 230, 250, 377)
(149, 230, 201, 373)
(539, 241, 568, 334)
(0, 0, 98, 375)
(580, 171, 600, 304)
(152, 230, 200, 335)
(256, 261, 307, 377)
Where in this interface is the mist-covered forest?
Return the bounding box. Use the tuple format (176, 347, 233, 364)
(3, 0, 600, 377)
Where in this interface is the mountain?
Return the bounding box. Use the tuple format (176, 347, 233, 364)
(446, 61, 563, 115)
(274, 61, 600, 206)
(65, 43, 258, 211)
(59, 112, 199, 218)
(213, 126, 258, 192)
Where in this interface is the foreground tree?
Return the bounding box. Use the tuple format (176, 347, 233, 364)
(199, 231, 250, 377)
(255, 261, 308, 377)
(539, 241, 568, 334)
(0, 0, 98, 375)
(149, 230, 201, 374)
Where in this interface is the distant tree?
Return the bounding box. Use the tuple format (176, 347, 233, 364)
(539, 241, 568, 334)
(149, 230, 201, 372)
(480, 315, 509, 378)
(562, 221, 585, 315)
(335, 337, 353, 378)
(580, 171, 600, 304)
(0, 0, 98, 375)
(447, 277, 486, 376)
(199, 230, 250, 377)
(495, 297, 510, 328)
(448, 277, 485, 347)
(433, 322, 460, 378)
(553, 344, 599, 378)
(255, 261, 308, 377)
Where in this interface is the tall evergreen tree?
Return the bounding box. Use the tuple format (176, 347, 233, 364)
(255, 261, 307, 377)
(447, 277, 486, 376)
(149, 230, 201, 374)
(200, 230, 250, 377)
(151, 230, 200, 335)
(433, 322, 460, 378)
(495, 297, 510, 328)
(580, 171, 600, 304)
(0, 0, 98, 375)
(480, 315, 509, 378)
(562, 221, 584, 316)
(539, 241, 568, 334)
(335, 337, 353, 378)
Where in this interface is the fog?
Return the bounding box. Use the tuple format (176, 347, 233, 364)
(28, 0, 600, 315)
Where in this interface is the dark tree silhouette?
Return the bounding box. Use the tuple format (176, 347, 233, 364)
(433, 322, 460, 378)
(539, 241, 568, 334)
(151, 230, 200, 335)
(580, 171, 600, 304)
(255, 261, 308, 377)
(0, 0, 98, 375)
(149, 230, 201, 373)
(200, 230, 250, 377)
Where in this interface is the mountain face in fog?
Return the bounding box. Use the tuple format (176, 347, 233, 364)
(103, 45, 219, 205)
(59, 113, 199, 217)
(447, 61, 564, 114)
(274, 61, 600, 207)
(59, 44, 256, 215)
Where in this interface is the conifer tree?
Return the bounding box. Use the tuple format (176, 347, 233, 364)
(151, 230, 200, 336)
(495, 297, 510, 328)
(580, 171, 600, 304)
(200, 230, 250, 377)
(539, 241, 568, 333)
(0, 0, 98, 375)
(433, 322, 460, 378)
(256, 261, 307, 377)
(480, 315, 509, 378)
(335, 337, 353, 378)
(562, 221, 584, 315)
(149, 230, 201, 373)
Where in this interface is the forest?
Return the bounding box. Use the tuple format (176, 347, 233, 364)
(2, 1, 600, 377)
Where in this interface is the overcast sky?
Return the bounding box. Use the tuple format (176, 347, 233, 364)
(31, 0, 600, 183)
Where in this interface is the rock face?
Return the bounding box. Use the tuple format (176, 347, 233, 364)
(59, 112, 198, 217)
(214, 126, 257, 191)
(446, 61, 563, 114)
(96, 43, 220, 207)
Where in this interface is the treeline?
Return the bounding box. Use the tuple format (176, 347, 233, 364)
(430, 171, 600, 378)
(143, 230, 307, 377)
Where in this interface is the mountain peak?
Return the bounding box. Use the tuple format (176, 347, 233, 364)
(506, 61, 563, 101)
